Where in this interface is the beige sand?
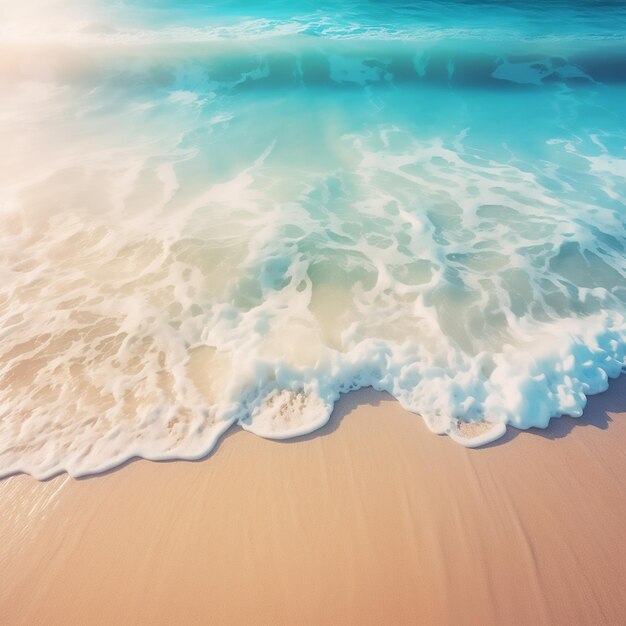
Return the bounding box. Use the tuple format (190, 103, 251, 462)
(1, 376, 625, 625)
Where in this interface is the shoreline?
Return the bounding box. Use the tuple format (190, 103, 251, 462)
(1, 375, 625, 624)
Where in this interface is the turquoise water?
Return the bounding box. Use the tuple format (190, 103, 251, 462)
(1, 1, 625, 477)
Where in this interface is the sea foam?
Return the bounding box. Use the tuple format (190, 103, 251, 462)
(0, 1, 625, 478)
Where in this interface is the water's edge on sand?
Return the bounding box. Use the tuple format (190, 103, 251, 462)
(1, 375, 625, 624)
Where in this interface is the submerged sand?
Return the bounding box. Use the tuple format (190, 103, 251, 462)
(1, 376, 625, 625)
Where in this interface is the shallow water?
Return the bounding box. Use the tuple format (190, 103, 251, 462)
(1, 0, 625, 477)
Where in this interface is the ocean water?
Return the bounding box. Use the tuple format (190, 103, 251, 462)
(1, 0, 625, 478)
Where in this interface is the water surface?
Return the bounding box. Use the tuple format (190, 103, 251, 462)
(1, 0, 625, 477)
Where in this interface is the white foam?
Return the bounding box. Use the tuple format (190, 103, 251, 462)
(0, 40, 624, 479)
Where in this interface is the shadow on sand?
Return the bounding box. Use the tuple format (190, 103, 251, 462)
(282, 374, 626, 449)
(283, 373, 626, 450)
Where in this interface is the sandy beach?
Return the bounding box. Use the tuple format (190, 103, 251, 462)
(2, 2, 626, 624)
(1, 375, 625, 625)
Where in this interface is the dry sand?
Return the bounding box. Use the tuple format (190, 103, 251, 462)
(1, 376, 625, 625)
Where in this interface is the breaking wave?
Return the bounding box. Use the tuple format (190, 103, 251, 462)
(0, 0, 625, 478)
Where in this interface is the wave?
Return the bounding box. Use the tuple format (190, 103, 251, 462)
(6, 0, 626, 44)
(1, 1, 625, 479)
(4, 37, 626, 92)
(1, 109, 625, 478)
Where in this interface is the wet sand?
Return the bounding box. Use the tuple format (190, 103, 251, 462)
(1, 376, 625, 625)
